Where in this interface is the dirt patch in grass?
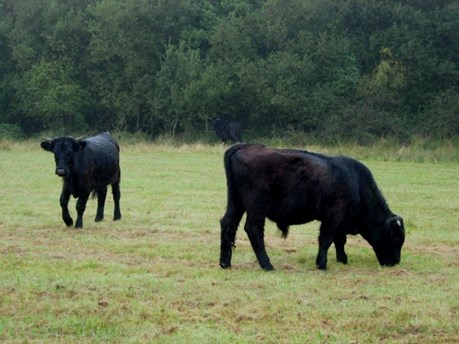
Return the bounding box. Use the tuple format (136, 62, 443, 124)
(410, 243, 459, 257)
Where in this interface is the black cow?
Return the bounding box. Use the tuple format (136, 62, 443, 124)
(40, 132, 121, 229)
(210, 118, 243, 143)
(219, 143, 405, 271)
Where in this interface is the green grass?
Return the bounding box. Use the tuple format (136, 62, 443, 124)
(0, 142, 458, 343)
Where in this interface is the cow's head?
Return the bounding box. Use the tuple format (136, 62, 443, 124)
(372, 215, 405, 267)
(40, 136, 86, 177)
(209, 117, 221, 128)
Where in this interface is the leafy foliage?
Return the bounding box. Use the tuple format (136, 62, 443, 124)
(0, 0, 457, 142)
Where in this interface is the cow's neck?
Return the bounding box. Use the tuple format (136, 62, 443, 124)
(64, 160, 79, 196)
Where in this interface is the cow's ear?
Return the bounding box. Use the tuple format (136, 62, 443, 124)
(76, 140, 87, 151)
(40, 141, 53, 152)
(389, 216, 404, 239)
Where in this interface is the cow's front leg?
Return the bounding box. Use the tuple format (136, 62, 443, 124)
(334, 232, 348, 264)
(244, 215, 273, 271)
(60, 187, 73, 227)
(95, 187, 107, 222)
(75, 193, 90, 229)
(316, 222, 335, 270)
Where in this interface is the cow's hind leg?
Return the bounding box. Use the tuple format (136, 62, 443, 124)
(95, 187, 107, 222)
(75, 192, 90, 229)
(316, 222, 336, 270)
(219, 204, 244, 269)
(60, 187, 73, 227)
(334, 232, 348, 264)
(244, 214, 274, 271)
(112, 180, 121, 221)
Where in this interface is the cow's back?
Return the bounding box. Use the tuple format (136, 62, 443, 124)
(75, 133, 120, 189)
(86, 133, 119, 160)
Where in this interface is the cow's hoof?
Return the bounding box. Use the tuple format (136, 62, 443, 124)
(316, 264, 327, 271)
(95, 216, 103, 222)
(220, 262, 231, 269)
(113, 214, 121, 221)
(260, 258, 274, 271)
(337, 254, 348, 265)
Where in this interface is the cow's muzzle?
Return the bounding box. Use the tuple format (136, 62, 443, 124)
(55, 168, 66, 177)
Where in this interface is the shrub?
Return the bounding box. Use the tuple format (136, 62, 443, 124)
(0, 123, 25, 140)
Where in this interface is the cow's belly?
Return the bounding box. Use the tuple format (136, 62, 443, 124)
(267, 201, 317, 226)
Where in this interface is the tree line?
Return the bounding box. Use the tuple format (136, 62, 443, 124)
(0, 0, 458, 143)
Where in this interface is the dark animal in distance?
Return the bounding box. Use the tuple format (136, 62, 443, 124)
(219, 143, 405, 271)
(40, 132, 121, 229)
(210, 118, 243, 143)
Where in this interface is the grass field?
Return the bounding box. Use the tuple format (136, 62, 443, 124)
(0, 141, 458, 343)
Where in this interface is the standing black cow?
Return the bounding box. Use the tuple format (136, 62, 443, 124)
(210, 118, 243, 143)
(219, 143, 405, 271)
(40, 132, 121, 229)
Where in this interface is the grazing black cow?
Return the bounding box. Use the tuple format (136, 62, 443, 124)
(210, 118, 243, 143)
(219, 143, 405, 271)
(40, 132, 121, 229)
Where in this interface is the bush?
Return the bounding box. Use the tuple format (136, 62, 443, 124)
(0, 123, 25, 140)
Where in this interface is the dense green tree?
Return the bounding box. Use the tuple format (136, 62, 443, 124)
(17, 59, 90, 132)
(0, 0, 457, 141)
(150, 42, 203, 136)
(0, 2, 15, 124)
(3, 0, 93, 133)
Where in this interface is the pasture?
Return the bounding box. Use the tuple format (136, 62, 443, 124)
(0, 141, 457, 343)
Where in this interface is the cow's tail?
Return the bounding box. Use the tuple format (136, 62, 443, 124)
(219, 143, 247, 268)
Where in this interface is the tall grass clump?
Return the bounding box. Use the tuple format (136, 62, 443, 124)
(244, 134, 459, 163)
